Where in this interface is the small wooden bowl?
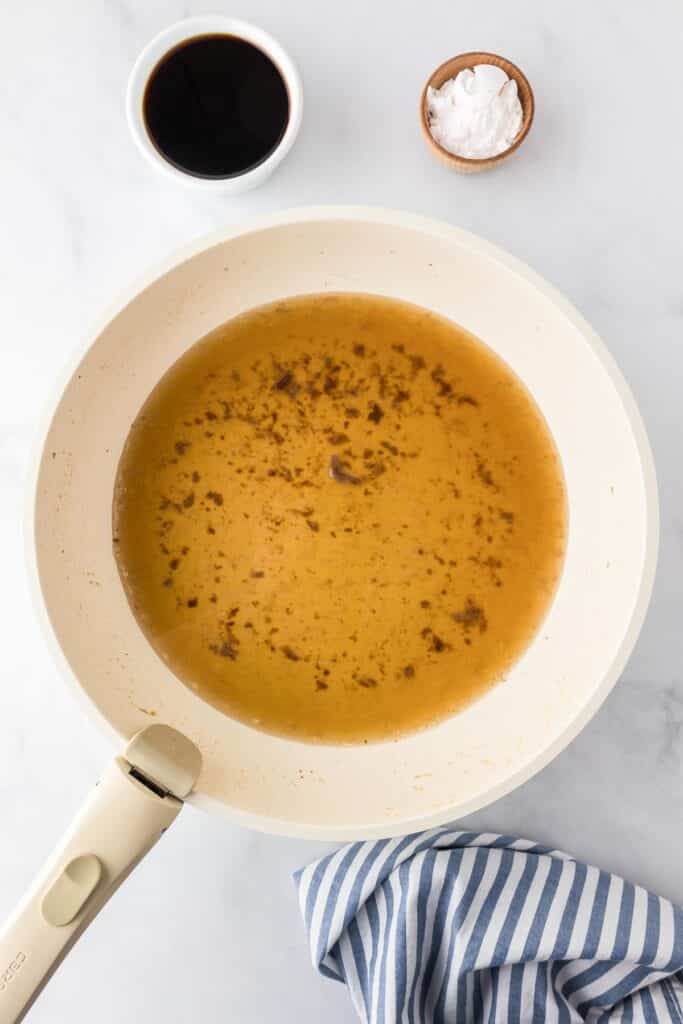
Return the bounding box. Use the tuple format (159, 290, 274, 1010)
(420, 52, 534, 173)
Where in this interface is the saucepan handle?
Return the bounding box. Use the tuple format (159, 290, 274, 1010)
(0, 757, 182, 1023)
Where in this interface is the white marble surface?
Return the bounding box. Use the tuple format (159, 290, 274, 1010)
(1, 0, 682, 1020)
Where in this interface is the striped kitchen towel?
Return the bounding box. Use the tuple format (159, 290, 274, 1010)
(295, 829, 683, 1022)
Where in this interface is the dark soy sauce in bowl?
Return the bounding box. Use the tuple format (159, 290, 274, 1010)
(143, 34, 290, 179)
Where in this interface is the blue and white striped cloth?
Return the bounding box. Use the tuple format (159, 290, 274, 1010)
(296, 829, 683, 1023)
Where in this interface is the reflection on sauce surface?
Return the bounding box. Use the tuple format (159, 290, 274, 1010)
(113, 294, 567, 743)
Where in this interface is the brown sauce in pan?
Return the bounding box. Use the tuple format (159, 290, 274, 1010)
(113, 293, 566, 743)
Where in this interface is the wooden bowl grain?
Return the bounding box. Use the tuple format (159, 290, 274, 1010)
(420, 52, 534, 173)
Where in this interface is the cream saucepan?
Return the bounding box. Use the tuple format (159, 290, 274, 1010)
(0, 208, 657, 1021)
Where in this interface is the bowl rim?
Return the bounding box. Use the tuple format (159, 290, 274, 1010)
(420, 51, 535, 168)
(26, 206, 659, 839)
(125, 15, 303, 192)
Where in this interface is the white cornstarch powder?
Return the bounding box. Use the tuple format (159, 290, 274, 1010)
(426, 63, 523, 159)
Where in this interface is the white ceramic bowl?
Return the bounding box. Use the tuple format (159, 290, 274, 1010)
(126, 16, 303, 193)
(30, 207, 658, 839)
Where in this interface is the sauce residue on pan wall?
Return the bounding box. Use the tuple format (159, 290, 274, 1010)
(113, 293, 567, 743)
